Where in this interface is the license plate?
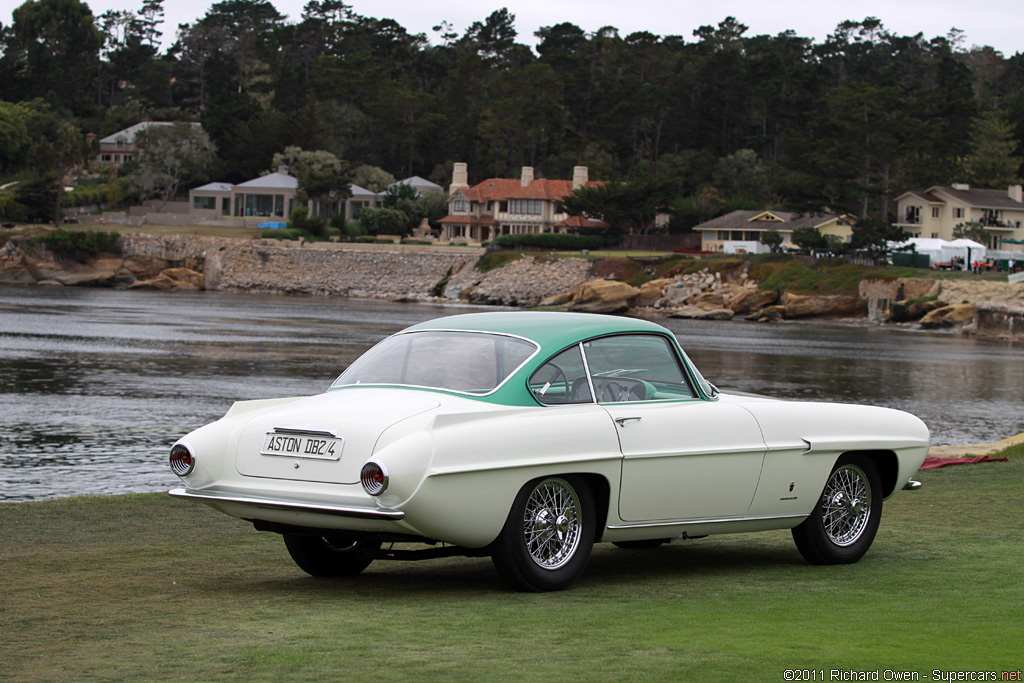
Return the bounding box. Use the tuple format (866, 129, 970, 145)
(261, 429, 343, 460)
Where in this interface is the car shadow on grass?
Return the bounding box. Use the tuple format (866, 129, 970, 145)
(212, 536, 810, 596)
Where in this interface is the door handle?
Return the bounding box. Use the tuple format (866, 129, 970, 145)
(614, 416, 642, 426)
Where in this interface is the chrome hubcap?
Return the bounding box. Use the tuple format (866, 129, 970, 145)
(523, 479, 582, 570)
(821, 464, 871, 546)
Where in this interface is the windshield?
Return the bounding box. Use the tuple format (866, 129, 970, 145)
(332, 330, 538, 395)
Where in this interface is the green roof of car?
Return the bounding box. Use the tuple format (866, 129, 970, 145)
(404, 311, 673, 354)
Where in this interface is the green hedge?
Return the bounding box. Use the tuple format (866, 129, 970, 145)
(37, 230, 121, 262)
(490, 233, 614, 250)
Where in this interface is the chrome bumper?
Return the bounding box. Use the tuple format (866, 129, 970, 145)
(168, 487, 405, 520)
(903, 479, 923, 491)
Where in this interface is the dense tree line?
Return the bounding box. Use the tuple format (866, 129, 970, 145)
(1, 0, 1023, 227)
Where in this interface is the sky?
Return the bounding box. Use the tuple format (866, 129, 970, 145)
(2, 0, 1021, 56)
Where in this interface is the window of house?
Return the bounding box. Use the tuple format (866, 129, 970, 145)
(717, 231, 730, 240)
(932, 207, 940, 218)
(221, 198, 230, 215)
(101, 154, 112, 162)
(905, 206, 921, 223)
(453, 200, 467, 213)
(954, 207, 965, 219)
(244, 194, 274, 216)
(509, 199, 542, 215)
(193, 196, 216, 210)
(932, 233, 939, 238)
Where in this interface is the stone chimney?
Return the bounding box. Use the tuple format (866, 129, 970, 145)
(450, 162, 469, 195)
(572, 166, 589, 190)
(1009, 185, 1023, 203)
(520, 166, 534, 187)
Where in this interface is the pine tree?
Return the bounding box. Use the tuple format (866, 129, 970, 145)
(964, 109, 1023, 187)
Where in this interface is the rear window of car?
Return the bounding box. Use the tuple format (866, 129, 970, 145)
(332, 330, 538, 395)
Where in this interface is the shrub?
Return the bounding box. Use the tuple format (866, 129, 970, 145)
(0, 194, 28, 222)
(260, 228, 303, 240)
(288, 206, 327, 237)
(37, 230, 121, 263)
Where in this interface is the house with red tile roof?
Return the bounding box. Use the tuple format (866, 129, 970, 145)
(439, 163, 608, 242)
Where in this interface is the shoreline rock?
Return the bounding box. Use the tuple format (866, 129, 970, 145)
(3, 233, 1023, 337)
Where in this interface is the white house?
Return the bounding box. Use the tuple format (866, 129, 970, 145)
(894, 184, 1024, 250)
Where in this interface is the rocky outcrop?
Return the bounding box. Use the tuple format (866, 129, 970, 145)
(634, 278, 673, 307)
(889, 298, 945, 322)
(128, 267, 205, 291)
(1, 234, 206, 290)
(727, 288, 779, 314)
(920, 303, 976, 329)
(778, 293, 868, 319)
(564, 280, 641, 314)
(448, 255, 593, 307)
(668, 305, 734, 320)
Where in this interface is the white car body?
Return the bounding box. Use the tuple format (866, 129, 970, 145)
(170, 311, 930, 591)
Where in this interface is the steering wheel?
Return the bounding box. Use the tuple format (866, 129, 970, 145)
(601, 381, 624, 402)
(536, 362, 570, 402)
(599, 378, 647, 402)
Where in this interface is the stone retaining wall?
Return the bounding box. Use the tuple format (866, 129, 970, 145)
(975, 304, 1024, 337)
(119, 235, 482, 300)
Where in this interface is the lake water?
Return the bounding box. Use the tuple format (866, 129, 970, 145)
(2, 286, 1022, 502)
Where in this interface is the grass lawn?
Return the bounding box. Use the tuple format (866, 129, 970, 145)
(2, 446, 1021, 682)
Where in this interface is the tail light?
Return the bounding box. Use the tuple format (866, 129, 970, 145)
(360, 460, 389, 496)
(170, 444, 196, 477)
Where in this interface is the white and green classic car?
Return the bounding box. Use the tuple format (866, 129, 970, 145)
(170, 311, 929, 591)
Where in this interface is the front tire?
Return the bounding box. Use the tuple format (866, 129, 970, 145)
(283, 534, 381, 577)
(792, 454, 882, 565)
(491, 476, 595, 592)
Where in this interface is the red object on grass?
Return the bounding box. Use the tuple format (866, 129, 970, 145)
(919, 455, 1009, 470)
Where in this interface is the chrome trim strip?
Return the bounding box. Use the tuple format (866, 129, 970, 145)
(271, 425, 338, 438)
(903, 479, 923, 491)
(620, 445, 768, 460)
(606, 512, 807, 530)
(578, 341, 598, 404)
(168, 488, 405, 520)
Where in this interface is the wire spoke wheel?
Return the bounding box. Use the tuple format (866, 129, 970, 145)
(820, 464, 871, 546)
(791, 455, 882, 565)
(491, 475, 595, 591)
(522, 478, 583, 570)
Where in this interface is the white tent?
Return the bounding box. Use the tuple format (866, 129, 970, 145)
(946, 239, 987, 265)
(890, 238, 947, 266)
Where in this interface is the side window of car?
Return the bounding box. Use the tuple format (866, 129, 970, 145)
(582, 335, 696, 402)
(529, 344, 592, 405)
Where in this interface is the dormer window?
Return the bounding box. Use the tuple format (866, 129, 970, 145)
(453, 200, 467, 213)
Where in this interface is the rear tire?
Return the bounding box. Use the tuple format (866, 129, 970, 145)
(792, 454, 882, 565)
(491, 476, 595, 592)
(283, 534, 380, 577)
